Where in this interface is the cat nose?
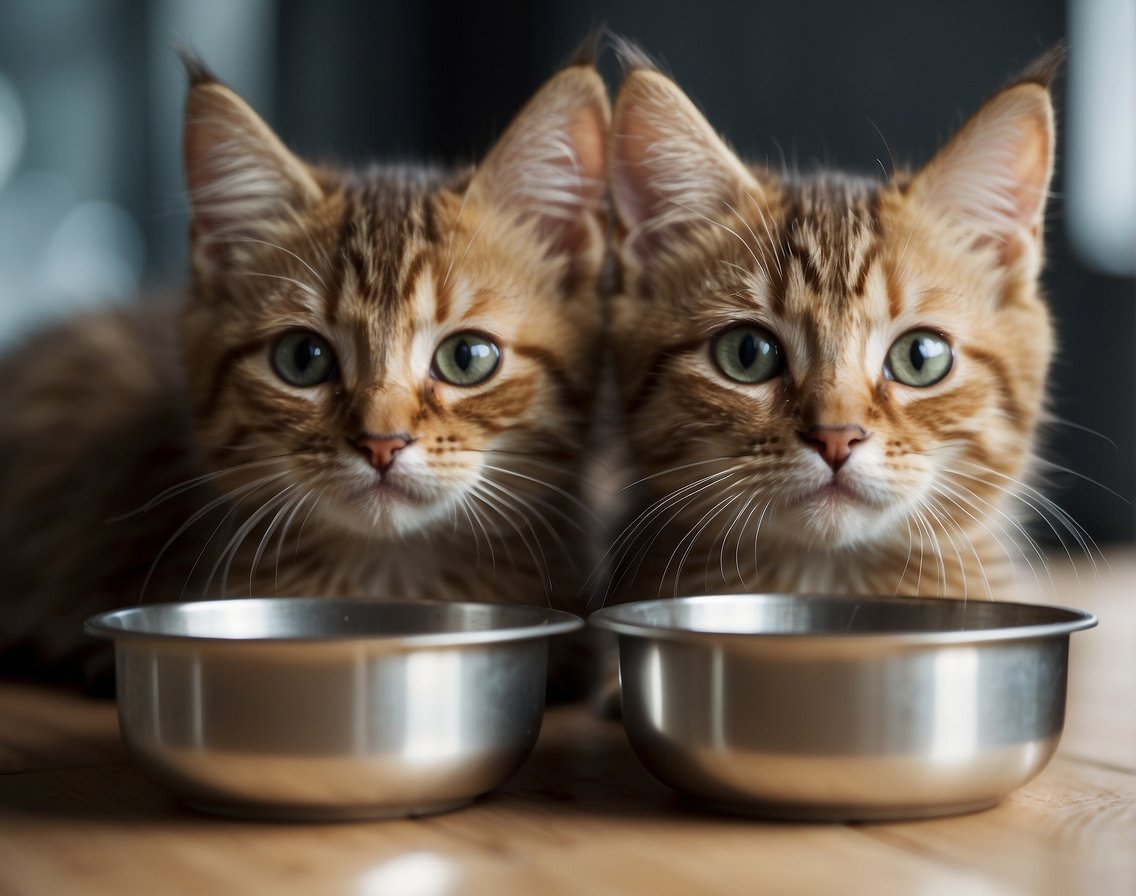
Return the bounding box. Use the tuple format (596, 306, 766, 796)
(799, 425, 869, 471)
(354, 433, 411, 473)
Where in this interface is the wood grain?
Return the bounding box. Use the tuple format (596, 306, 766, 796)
(0, 550, 1132, 895)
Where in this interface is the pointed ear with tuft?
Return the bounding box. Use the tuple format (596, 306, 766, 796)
(908, 58, 1058, 272)
(610, 65, 758, 265)
(183, 71, 323, 278)
(466, 63, 610, 263)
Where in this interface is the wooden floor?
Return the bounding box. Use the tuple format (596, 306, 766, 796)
(1, 552, 1134, 895)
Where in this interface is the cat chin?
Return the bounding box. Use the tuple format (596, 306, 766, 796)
(313, 485, 464, 541)
(771, 494, 904, 551)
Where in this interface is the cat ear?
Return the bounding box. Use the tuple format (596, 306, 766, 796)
(466, 61, 610, 260)
(182, 56, 323, 274)
(610, 60, 758, 264)
(908, 50, 1060, 270)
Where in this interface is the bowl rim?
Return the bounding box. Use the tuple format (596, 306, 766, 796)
(588, 593, 1098, 646)
(84, 597, 584, 648)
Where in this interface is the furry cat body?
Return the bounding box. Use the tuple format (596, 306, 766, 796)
(0, 58, 609, 687)
(603, 50, 1061, 605)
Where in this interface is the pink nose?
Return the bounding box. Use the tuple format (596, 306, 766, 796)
(799, 425, 868, 471)
(354, 434, 410, 473)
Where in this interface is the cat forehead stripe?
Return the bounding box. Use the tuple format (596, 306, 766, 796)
(775, 176, 884, 302)
(339, 173, 450, 312)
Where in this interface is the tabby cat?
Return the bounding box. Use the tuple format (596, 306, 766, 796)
(0, 54, 609, 691)
(602, 48, 1064, 605)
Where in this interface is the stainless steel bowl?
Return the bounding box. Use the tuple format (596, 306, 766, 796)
(85, 598, 582, 820)
(590, 594, 1096, 821)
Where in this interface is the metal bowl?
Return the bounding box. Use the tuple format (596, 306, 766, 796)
(590, 594, 1096, 821)
(85, 598, 582, 820)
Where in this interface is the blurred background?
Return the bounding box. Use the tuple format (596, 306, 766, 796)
(0, 0, 1132, 545)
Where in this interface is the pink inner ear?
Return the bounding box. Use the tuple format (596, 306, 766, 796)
(568, 103, 607, 202)
(612, 106, 667, 233)
(610, 70, 757, 262)
(467, 67, 609, 262)
(976, 111, 1051, 266)
(183, 84, 321, 274)
(1004, 108, 1052, 226)
(914, 84, 1054, 266)
(541, 102, 607, 256)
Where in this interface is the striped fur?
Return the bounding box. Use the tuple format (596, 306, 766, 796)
(603, 50, 1067, 605)
(0, 61, 609, 689)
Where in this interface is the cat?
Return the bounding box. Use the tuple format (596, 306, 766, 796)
(0, 52, 609, 694)
(601, 46, 1067, 606)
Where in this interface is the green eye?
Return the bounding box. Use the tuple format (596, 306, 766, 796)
(886, 329, 953, 387)
(432, 332, 501, 386)
(712, 325, 784, 384)
(272, 330, 337, 387)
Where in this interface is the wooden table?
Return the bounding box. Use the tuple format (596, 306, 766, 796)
(2, 552, 1134, 895)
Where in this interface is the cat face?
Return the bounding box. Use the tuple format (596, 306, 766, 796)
(608, 58, 1056, 558)
(180, 63, 608, 540)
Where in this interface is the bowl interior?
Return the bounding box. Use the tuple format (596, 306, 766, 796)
(87, 598, 582, 646)
(590, 594, 1096, 643)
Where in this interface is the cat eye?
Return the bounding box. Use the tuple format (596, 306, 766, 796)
(432, 332, 501, 386)
(886, 329, 953, 387)
(712, 325, 785, 384)
(272, 330, 337, 387)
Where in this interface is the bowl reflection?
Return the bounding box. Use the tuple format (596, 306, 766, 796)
(590, 593, 1096, 821)
(86, 598, 582, 820)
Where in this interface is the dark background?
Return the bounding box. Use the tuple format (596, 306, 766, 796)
(0, 0, 1131, 544)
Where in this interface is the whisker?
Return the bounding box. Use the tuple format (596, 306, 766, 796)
(140, 470, 291, 602)
(1042, 417, 1119, 451)
(943, 462, 1104, 566)
(1030, 457, 1129, 504)
(601, 469, 740, 564)
(112, 455, 293, 521)
(236, 270, 323, 303)
(747, 192, 785, 279)
(478, 462, 594, 524)
(714, 486, 762, 587)
(604, 455, 750, 500)
(746, 497, 776, 587)
(249, 484, 305, 595)
(665, 489, 745, 597)
(721, 200, 773, 282)
(672, 201, 763, 273)
(442, 218, 490, 294)
(595, 466, 744, 605)
(896, 516, 916, 596)
(917, 493, 975, 599)
(208, 482, 298, 597)
(933, 478, 1053, 593)
(468, 482, 553, 603)
(441, 187, 478, 292)
(459, 494, 497, 574)
(274, 486, 319, 590)
(475, 476, 574, 554)
(219, 236, 328, 289)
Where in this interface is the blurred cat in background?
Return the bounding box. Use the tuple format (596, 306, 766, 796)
(0, 52, 609, 694)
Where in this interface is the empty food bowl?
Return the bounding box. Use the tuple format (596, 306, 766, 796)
(86, 598, 582, 820)
(590, 593, 1096, 821)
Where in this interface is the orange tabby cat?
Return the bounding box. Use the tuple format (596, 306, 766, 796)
(0, 54, 609, 690)
(603, 48, 1063, 605)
